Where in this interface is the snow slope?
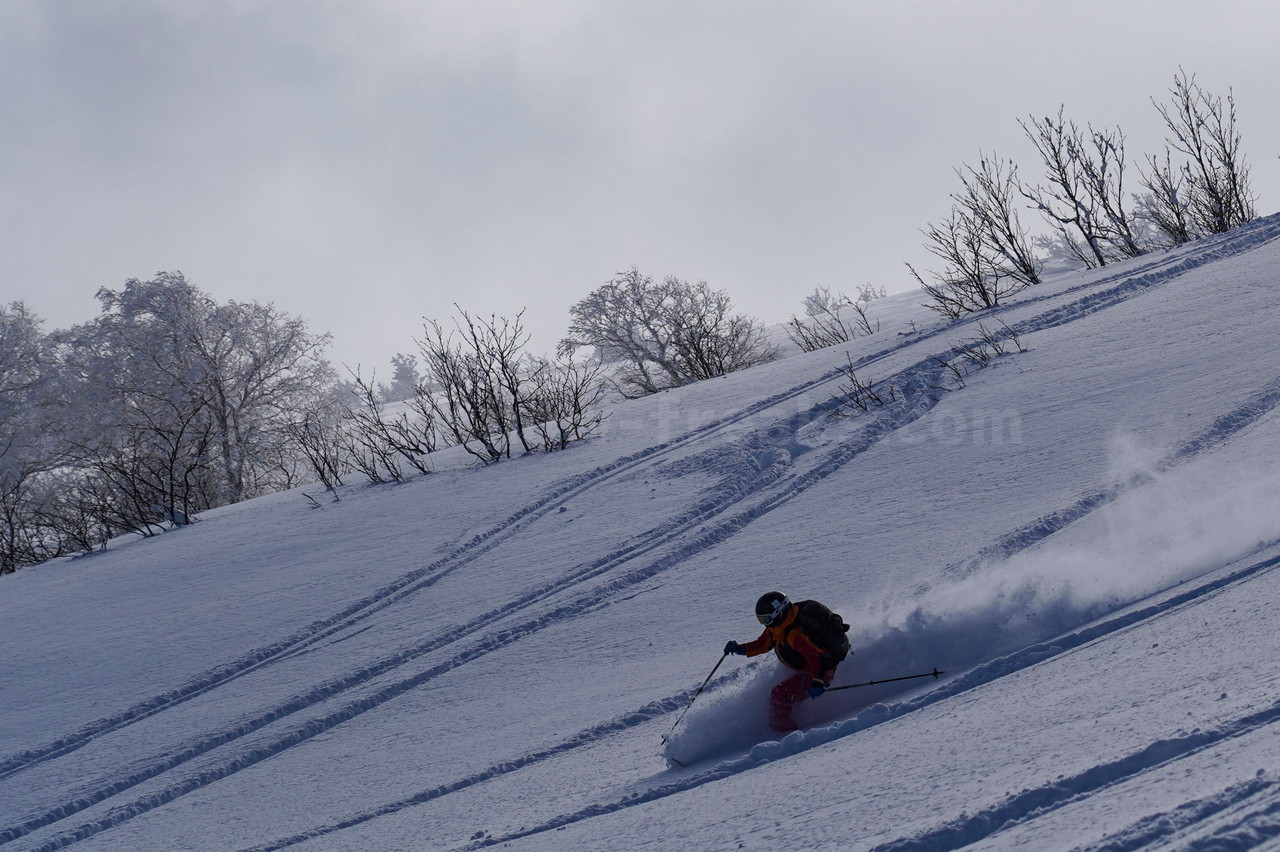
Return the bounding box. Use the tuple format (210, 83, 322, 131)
(5, 216, 1280, 851)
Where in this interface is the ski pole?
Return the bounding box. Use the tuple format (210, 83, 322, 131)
(826, 667, 944, 692)
(661, 653, 728, 744)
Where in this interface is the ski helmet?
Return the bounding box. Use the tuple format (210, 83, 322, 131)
(755, 591, 791, 626)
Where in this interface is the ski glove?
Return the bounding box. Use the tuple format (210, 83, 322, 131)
(724, 641, 746, 656)
(808, 679, 826, 699)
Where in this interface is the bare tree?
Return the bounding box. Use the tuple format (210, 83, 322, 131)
(0, 455, 59, 573)
(418, 322, 506, 464)
(1078, 127, 1144, 259)
(1149, 69, 1255, 237)
(914, 150, 1050, 318)
(287, 403, 349, 492)
(413, 307, 605, 464)
(827, 354, 893, 416)
(1136, 149, 1195, 247)
(462, 311, 537, 455)
(560, 269, 778, 397)
(339, 369, 436, 482)
(523, 355, 610, 452)
(1020, 108, 1144, 268)
(28, 471, 109, 559)
(910, 207, 1027, 318)
(415, 309, 537, 463)
(785, 289, 879, 352)
(954, 153, 1043, 286)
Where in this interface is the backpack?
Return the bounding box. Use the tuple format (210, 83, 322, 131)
(793, 599, 851, 662)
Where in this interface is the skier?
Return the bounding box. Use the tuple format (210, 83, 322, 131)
(724, 591, 851, 732)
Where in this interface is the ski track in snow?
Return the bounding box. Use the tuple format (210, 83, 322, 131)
(866, 710, 1280, 852)
(942, 370, 1280, 579)
(6, 216, 1280, 851)
(0, 341, 863, 790)
(235, 666, 763, 852)
(1079, 776, 1280, 852)
(450, 550, 1280, 851)
(237, 219, 1280, 851)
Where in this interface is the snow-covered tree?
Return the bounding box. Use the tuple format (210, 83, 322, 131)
(802, 286, 845, 317)
(560, 268, 779, 398)
(378, 353, 420, 403)
(0, 278, 338, 569)
(49, 273, 335, 531)
(855, 283, 887, 306)
(0, 303, 59, 572)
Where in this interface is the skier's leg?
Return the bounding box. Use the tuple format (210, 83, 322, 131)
(769, 672, 810, 732)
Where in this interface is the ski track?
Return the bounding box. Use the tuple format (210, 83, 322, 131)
(1079, 776, 1280, 852)
(236, 665, 761, 852)
(213, 224, 1280, 849)
(866, 710, 1280, 852)
(942, 370, 1280, 579)
(6, 216, 1280, 850)
(454, 551, 1280, 852)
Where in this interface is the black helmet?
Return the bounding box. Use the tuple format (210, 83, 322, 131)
(755, 591, 791, 626)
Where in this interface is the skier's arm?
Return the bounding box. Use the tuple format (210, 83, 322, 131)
(739, 629, 775, 658)
(789, 630, 829, 680)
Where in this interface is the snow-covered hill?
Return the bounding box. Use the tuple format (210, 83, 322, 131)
(5, 217, 1280, 851)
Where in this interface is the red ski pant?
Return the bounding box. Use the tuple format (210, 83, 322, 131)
(770, 672, 812, 732)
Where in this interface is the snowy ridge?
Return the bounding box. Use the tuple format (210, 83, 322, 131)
(4, 215, 1280, 850)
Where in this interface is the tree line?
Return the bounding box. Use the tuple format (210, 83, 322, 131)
(912, 69, 1257, 316)
(1, 275, 335, 572)
(1, 268, 779, 574)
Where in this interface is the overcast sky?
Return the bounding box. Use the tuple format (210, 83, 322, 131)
(3, 1, 1278, 371)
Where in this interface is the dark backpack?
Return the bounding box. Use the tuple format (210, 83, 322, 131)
(793, 599, 851, 662)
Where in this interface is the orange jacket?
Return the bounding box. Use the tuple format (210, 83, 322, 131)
(740, 606, 832, 683)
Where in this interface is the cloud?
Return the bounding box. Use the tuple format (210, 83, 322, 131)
(3, 2, 1278, 370)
